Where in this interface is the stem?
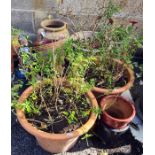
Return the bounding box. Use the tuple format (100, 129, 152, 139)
(39, 87, 53, 122)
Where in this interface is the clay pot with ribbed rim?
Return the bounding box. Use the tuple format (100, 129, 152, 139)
(91, 59, 135, 96)
(39, 19, 69, 41)
(100, 95, 136, 129)
(34, 19, 70, 52)
(16, 79, 98, 153)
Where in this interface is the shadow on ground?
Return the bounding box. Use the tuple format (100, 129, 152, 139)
(12, 112, 143, 155)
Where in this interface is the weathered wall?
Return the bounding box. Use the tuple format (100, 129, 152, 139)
(11, 0, 143, 33)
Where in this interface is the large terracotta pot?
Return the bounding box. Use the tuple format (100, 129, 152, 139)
(92, 59, 135, 95)
(39, 19, 69, 41)
(100, 95, 136, 129)
(16, 80, 98, 153)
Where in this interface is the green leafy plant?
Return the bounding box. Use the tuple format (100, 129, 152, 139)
(72, 0, 142, 90)
(12, 39, 97, 134)
(11, 27, 24, 36)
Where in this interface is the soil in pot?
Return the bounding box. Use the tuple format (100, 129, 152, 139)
(25, 83, 91, 134)
(105, 108, 124, 119)
(85, 59, 128, 89)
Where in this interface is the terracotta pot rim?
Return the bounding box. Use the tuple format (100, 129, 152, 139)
(17, 79, 98, 141)
(100, 95, 136, 122)
(41, 19, 67, 32)
(92, 59, 135, 94)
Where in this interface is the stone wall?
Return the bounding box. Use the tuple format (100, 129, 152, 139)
(11, 0, 143, 33)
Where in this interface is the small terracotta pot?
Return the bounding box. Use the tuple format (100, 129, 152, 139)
(16, 80, 98, 153)
(40, 19, 69, 41)
(92, 59, 135, 95)
(100, 95, 136, 129)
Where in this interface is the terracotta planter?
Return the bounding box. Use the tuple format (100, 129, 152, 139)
(92, 59, 135, 95)
(39, 19, 69, 41)
(16, 81, 98, 153)
(100, 95, 136, 129)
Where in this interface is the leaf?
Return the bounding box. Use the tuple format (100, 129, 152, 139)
(62, 111, 69, 116)
(81, 133, 93, 140)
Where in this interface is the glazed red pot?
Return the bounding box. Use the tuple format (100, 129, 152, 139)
(100, 95, 136, 129)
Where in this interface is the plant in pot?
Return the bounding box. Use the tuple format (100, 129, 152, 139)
(70, 0, 120, 53)
(70, 0, 142, 99)
(84, 24, 142, 100)
(11, 43, 99, 153)
(74, 6, 142, 96)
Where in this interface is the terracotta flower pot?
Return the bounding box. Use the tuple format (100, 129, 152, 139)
(16, 81, 98, 153)
(92, 59, 135, 95)
(34, 19, 69, 52)
(100, 95, 136, 129)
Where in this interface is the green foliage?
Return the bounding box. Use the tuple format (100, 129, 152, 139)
(104, 0, 120, 19)
(92, 107, 102, 115)
(56, 39, 96, 94)
(11, 0, 143, 137)
(81, 133, 93, 140)
(11, 81, 23, 108)
(12, 38, 96, 134)
(63, 111, 78, 124)
(73, 0, 142, 89)
(11, 27, 24, 36)
(19, 49, 65, 86)
(18, 99, 40, 115)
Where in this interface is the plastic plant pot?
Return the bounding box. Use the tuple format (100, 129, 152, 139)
(100, 95, 136, 129)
